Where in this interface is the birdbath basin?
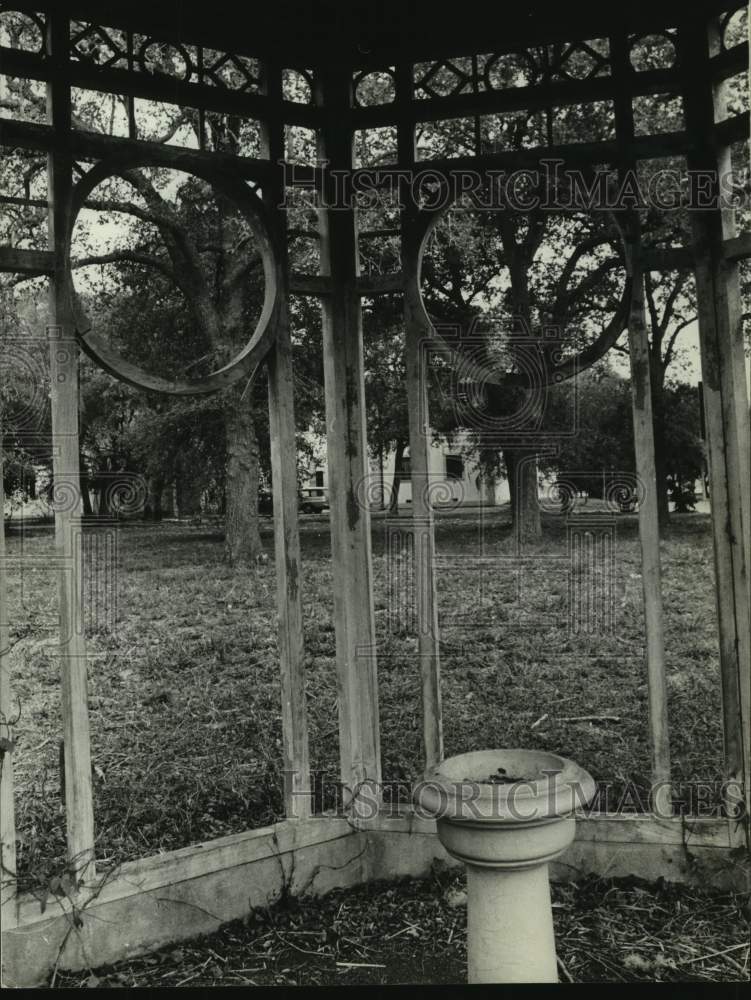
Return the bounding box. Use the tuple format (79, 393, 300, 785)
(415, 749, 595, 983)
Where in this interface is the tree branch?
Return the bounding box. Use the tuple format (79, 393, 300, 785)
(663, 315, 696, 371)
(71, 250, 176, 283)
(550, 232, 615, 326)
(552, 256, 621, 327)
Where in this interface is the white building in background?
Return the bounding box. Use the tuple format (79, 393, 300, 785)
(299, 429, 510, 509)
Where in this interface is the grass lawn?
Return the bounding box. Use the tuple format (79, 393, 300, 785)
(4, 508, 724, 891)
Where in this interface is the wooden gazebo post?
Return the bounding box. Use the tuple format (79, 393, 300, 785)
(315, 66, 382, 799)
(45, 9, 95, 880)
(260, 62, 312, 820)
(679, 14, 751, 819)
(611, 30, 671, 807)
(0, 429, 17, 928)
(397, 62, 444, 773)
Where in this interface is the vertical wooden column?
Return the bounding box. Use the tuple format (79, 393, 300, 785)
(712, 16, 751, 580)
(397, 63, 443, 772)
(611, 31, 671, 805)
(626, 250, 672, 802)
(0, 430, 17, 927)
(46, 11, 95, 878)
(315, 67, 381, 795)
(679, 18, 751, 816)
(260, 64, 311, 819)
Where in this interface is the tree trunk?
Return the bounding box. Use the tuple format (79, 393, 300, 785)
(169, 481, 178, 517)
(79, 463, 93, 516)
(223, 387, 263, 565)
(378, 446, 386, 510)
(483, 474, 496, 507)
(504, 447, 542, 542)
(389, 439, 407, 514)
(145, 476, 163, 521)
(96, 474, 109, 516)
(175, 470, 202, 517)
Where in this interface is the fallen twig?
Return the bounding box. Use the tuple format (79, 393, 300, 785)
(683, 942, 749, 965)
(557, 715, 621, 723)
(173, 957, 212, 987)
(557, 955, 574, 983)
(336, 962, 386, 969)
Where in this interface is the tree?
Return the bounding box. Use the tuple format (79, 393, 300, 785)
(420, 192, 629, 540)
(0, 283, 51, 509)
(633, 267, 696, 526)
(661, 383, 705, 507)
(411, 39, 724, 538)
(362, 296, 409, 511)
(72, 160, 270, 561)
(546, 363, 635, 498)
(1, 52, 275, 561)
(542, 362, 704, 512)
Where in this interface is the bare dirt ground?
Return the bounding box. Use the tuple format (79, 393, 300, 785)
(53, 867, 749, 986)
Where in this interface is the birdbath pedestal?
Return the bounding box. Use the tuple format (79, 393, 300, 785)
(415, 749, 595, 984)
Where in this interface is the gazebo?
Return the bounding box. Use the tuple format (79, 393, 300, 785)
(0, 0, 748, 985)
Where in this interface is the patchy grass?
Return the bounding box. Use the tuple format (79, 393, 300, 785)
(5, 510, 724, 893)
(52, 868, 749, 986)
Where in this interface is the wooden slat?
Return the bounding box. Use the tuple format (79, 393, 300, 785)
(366, 810, 743, 849)
(626, 255, 672, 801)
(316, 67, 381, 797)
(363, 811, 748, 892)
(723, 232, 751, 261)
(0, 114, 689, 176)
(4, 806, 746, 985)
(4, 817, 361, 987)
(9, 2, 700, 74)
(288, 272, 404, 297)
(397, 62, 443, 773)
(611, 29, 671, 805)
(0, 117, 275, 181)
(715, 111, 750, 144)
(715, 148, 751, 582)
(709, 40, 749, 81)
(288, 272, 331, 295)
(679, 17, 751, 819)
(0, 247, 54, 275)
(712, 14, 751, 773)
(410, 131, 688, 174)
(261, 63, 311, 820)
(357, 272, 403, 295)
(46, 10, 95, 881)
(0, 429, 18, 929)
(354, 65, 682, 129)
(0, 44, 319, 129)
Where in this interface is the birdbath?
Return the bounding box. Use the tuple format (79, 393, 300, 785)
(415, 748, 595, 984)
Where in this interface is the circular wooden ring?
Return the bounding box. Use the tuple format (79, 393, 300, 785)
(405, 164, 633, 390)
(65, 152, 279, 395)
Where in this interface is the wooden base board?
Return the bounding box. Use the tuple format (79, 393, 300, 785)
(2, 812, 748, 986)
(362, 812, 750, 890)
(1, 818, 365, 988)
